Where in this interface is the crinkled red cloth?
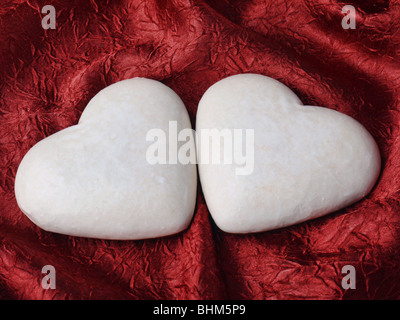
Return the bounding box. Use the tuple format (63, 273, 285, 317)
(0, 0, 400, 300)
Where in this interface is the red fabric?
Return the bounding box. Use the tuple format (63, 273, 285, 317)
(1, 0, 400, 300)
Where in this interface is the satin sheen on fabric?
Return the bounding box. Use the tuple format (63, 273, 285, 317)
(1, 0, 400, 299)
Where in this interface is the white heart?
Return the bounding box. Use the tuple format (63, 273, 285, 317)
(15, 78, 197, 240)
(196, 74, 380, 233)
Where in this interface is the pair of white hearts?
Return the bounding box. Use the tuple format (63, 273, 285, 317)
(15, 74, 381, 240)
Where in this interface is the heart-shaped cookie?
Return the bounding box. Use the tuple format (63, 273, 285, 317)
(15, 78, 197, 240)
(196, 74, 380, 233)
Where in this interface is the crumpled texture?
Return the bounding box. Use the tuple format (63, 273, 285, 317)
(1, 0, 400, 300)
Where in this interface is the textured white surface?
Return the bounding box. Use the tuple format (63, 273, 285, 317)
(196, 74, 381, 234)
(15, 78, 197, 240)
